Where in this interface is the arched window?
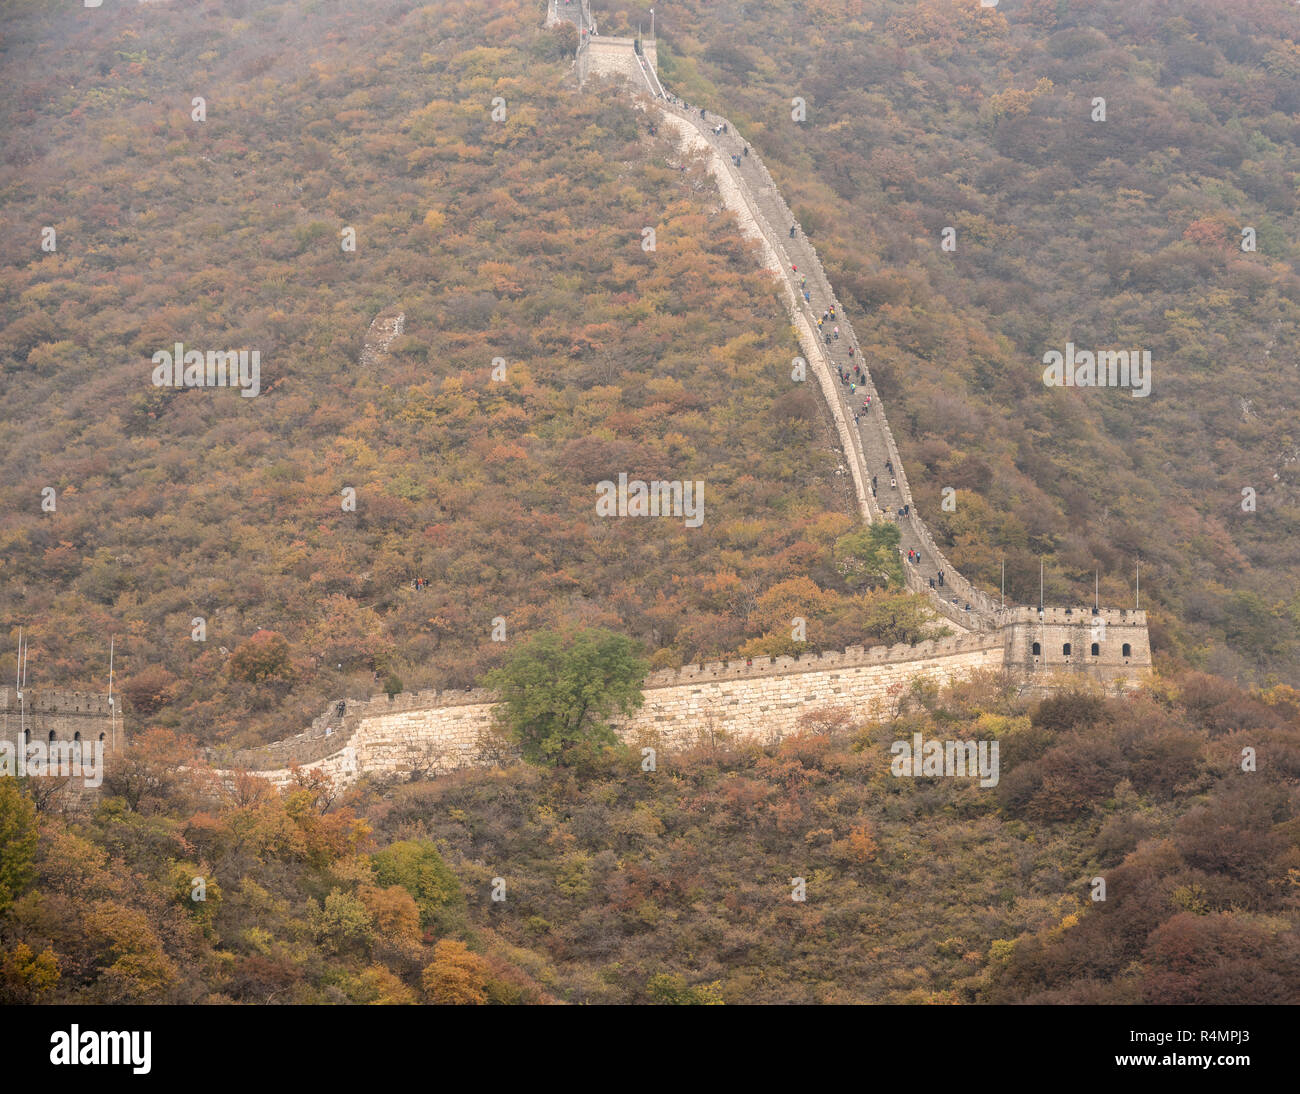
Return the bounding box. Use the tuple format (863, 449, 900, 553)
(99, 732, 106, 742)
(1031, 642, 1041, 656)
(48, 730, 56, 742)
(1091, 643, 1100, 656)
(1062, 643, 1072, 657)
(73, 731, 81, 742)
(1122, 643, 1131, 658)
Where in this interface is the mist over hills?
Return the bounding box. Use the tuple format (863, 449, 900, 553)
(0, 0, 1298, 1012)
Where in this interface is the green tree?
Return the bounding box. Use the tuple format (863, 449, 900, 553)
(0, 781, 37, 916)
(484, 628, 648, 766)
(308, 890, 373, 955)
(835, 523, 904, 590)
(371, 839, 465, 934)
(861, 590, 948, 645)
(646, 973, 725, 1005)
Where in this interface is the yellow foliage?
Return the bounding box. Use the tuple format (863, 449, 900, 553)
(0, 942, 60, 1003)
(422, 939, 490, 1005)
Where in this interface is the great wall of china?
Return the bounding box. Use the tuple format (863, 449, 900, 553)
(5, 12, 1152, 791)
(197, 20, 1150, 789)
(207, 605, 1149, 788)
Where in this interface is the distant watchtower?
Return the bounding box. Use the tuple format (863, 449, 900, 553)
(0, 686, 123, 763)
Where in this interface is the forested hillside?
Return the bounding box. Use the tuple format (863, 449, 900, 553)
(0, 0, 932, 749)
(3, 676, 1296, 1003)
(635, 0, 1300, 684)
(2, 0, 1298, 1011)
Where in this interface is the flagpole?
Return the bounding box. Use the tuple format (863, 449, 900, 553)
(108, 636, 116, 754)
(15, 627, 23, 753)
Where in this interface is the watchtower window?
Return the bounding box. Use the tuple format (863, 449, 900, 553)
(1062, 643, 1072, 656)
(1122, 643, 1132, 658)
(1091, 643, 1100, 656)
(1031, 642, 1041, 656)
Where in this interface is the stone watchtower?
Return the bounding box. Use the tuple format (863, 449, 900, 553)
(999, 606, 1152, 690)
(0, 686, 124, 765)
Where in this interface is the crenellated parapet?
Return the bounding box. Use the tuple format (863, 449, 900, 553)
(0, 687, 116, 717)
(641, 632, 1005, 689)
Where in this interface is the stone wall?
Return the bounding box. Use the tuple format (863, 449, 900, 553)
(226, 619, 1151, 789)
(0, 687, 123, 755)
(230, 637, 1000, 787)
(620, 635, 1004, 750)
(586, 37, 658, 91)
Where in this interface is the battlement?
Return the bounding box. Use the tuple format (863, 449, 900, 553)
(352, 687, 496, 713)
(642, 633, 1005, 688)
(0, 687, 117, 717)
(997, 606, 1148, 627)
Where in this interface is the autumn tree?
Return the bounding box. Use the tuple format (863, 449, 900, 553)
(119, 665, 179, 716)
(101, 728, 198, 813)
(228, 630, 296, 685)
(371, 839, 465, 935)
(421, 939, 489, 1005)
(645, 973, 725, 1005)
(84, 900, 179, 1002)
(0, 942, 60, 1004)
